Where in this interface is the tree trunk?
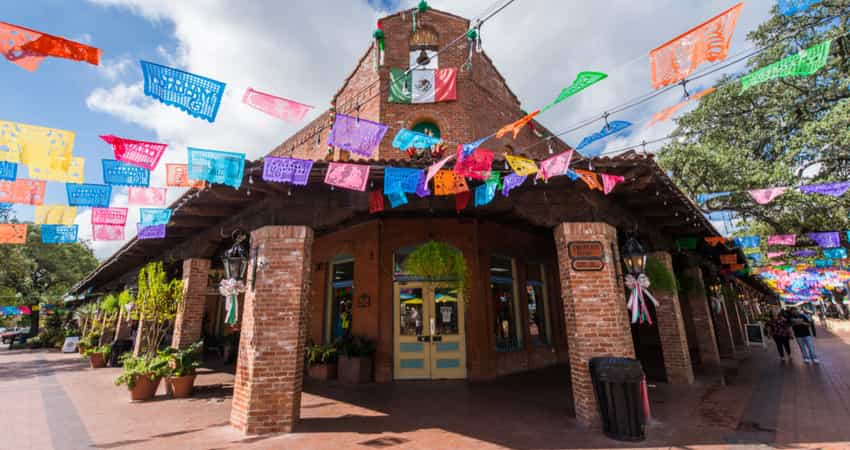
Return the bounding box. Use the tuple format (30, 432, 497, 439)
(29, 307, 39, 337)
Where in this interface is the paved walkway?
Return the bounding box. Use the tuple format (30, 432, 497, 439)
(3, 328, 850, 449)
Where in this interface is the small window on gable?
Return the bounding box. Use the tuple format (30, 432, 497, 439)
(411, 121, 441, 139)
(410, 25, 439, 69)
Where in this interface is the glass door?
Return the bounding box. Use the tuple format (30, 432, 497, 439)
(393, 282, 466, 380)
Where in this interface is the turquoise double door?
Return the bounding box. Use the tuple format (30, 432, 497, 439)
(393, 281, 466, 379)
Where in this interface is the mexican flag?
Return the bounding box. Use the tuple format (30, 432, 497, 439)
(389, 68, 457, 104)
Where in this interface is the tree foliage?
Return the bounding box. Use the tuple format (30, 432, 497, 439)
(134, 261, 183, 356)
(0, 224, 98, 307)
(658, 1, 850, 236)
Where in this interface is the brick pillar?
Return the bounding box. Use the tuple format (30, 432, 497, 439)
(553, 222, 635, 428)
(230, 226, 313, 435)
(681, 267, 721, 366)
(172, 258, 211, 349)
(648, 252, 694, 385)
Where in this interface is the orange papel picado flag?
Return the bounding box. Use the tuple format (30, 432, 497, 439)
(573, 169, 603, 192)
(649, 3, 743, 89)
(496, 110, 540, 139)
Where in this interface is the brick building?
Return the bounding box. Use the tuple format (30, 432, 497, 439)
(71, 8, 775, 436)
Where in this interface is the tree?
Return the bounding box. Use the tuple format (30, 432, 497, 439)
(0, 224, 98, 335)
(658, 1, 850, 236)
(133, 261, 183, 356)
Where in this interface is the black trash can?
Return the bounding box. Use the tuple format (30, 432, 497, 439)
(109, 339, 134, 367)
(589, 357, 646, 441)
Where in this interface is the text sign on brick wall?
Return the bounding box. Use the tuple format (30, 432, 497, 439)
(568, 241, 605, 271)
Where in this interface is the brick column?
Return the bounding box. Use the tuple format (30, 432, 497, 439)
(171, 258, 211, 349)
(230, 226, 313, 435)
(648, 252, 694, 385)
(681, 267, 721, 366)
(553, 222, 635, 428)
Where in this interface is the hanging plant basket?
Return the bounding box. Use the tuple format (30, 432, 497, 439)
(644, 258, 677, 295)
(403, 241, 469, 298)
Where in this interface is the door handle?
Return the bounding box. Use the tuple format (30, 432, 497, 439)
(431, 335, 443, 342)
(417, 335, 431, 342)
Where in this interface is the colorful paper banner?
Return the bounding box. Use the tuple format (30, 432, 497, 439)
(502, 173, 527, 197)
(741, 40, 831, 93)
(102, 159, 150, 187)
(35, 205, 77, 225)
(138, 223, 166, 240)
(92, 223, 124, 241)
(13, 23, 100, 67)
(704, 236, 726, 247)
(0, 162, 16, 181)
(41, 224, 78, 244)
(434, 170, 469, 196)
(66, 183, 111, 208)
(0, 21, 45, 71)
(505, 154, 538, 177)
(262, 156, 313, 186)
(696, 192, 731, 205)
(140, 60, 225, 123)
(474, 182, 497, 207)
(749, 187, 787, 204)
(823, 248, 847, 259)
(648, 88, 716, 127)
(165, 163, 205, 188)
(384, 167, 422, 195)
(101, 135, 168, 171)
(576, 121, 632, 152)
(0, 223, 27, 244)
(778, 0, 821, 15)
(242, 87, 312, 123)
(0, 120, 74, 170)
(768, 234, 797, 246)
(496, 110, 540, 139)
(387, 192, 408, 208)
(792, 249, 817, 257)
(542, 71, 608, 112)
(328, 113, 388, 158)
(425, 153, 455, 184)
(799, 181, 850, 197)
(324, 162, 369, 192)
(369, 190, 384, 214)
(767, 252, 786, 259)
(139, 208, 172, 226)
(573, 169, 603, 192)
(461, 136, 489, 157)
(734, 236, 761, 248)
(187, 147, 245, 189)
(649, 3, 743, 89)
(391, 129, 441, 150)
(91, 207, 128, 226)
(538, 150, 573, 181)
(128, 187, 167, 206)
(807, 231, 840, 248)
(0, 179, 46, 205)
(600, 173, 625, 195)
(455, 190, 472, 213)
(454, 148, 493, 180)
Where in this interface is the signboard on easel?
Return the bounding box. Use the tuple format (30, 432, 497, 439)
(745, 323, 766, 348)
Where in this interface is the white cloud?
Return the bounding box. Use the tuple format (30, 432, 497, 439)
(82, 0, 772, 258)
(96, 57, 133, 81)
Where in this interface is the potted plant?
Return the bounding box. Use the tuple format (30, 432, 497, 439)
(161, 341, 203, 398)
(114, 353, 170, 401)
(306, 343, 338, 380)
(336, 335, 376, 384)
(83, 345, 111, 368)
(78, 333, 99, 354)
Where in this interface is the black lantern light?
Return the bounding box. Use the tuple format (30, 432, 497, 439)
(222, 229, 250, 282)
(621, 236, 647, 276)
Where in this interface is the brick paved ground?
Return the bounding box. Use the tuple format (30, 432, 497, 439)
(3, 325, 850, 449)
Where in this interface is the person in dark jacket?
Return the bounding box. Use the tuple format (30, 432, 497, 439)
(765, 312, 793, 362)
(789, 307, 819, 364)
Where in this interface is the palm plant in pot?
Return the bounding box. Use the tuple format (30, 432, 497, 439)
(336, 335, 376, 384)
(160, 340, 203, 398)
(306, 342, 338, 380)
(83, 345, 111, 368)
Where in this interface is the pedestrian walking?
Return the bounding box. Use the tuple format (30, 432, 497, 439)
(789, 307, 819, 364)
(765, 311, 793, 362)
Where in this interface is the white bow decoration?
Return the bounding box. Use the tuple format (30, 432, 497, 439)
(625, 273, 659, 324)
(219, 278, 246, 325)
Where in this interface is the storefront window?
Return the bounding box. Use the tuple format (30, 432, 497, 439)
(491, 255, 521, 351)
(399, 287, 424, 336)
(327, 258, 353, 343)
(526, 263, 551, 346)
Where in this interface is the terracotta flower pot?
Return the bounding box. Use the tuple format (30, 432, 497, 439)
(89, 352, 106, 368)
(338, 356, 373, 384)
(168, 374, 196, 398)
(308, 362, 338, 380)
(129, 374, 162, 402)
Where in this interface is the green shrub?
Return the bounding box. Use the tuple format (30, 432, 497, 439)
(336, 335, 376, 358)
(645, 257, 677, 294)
(83, 345, 111, 359)
(157, 341, 203, 377)
(306, 343, 338, 365)
(114, 353, 171, 389)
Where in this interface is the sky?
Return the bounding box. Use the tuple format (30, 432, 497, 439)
(2, 0, 774, 259)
